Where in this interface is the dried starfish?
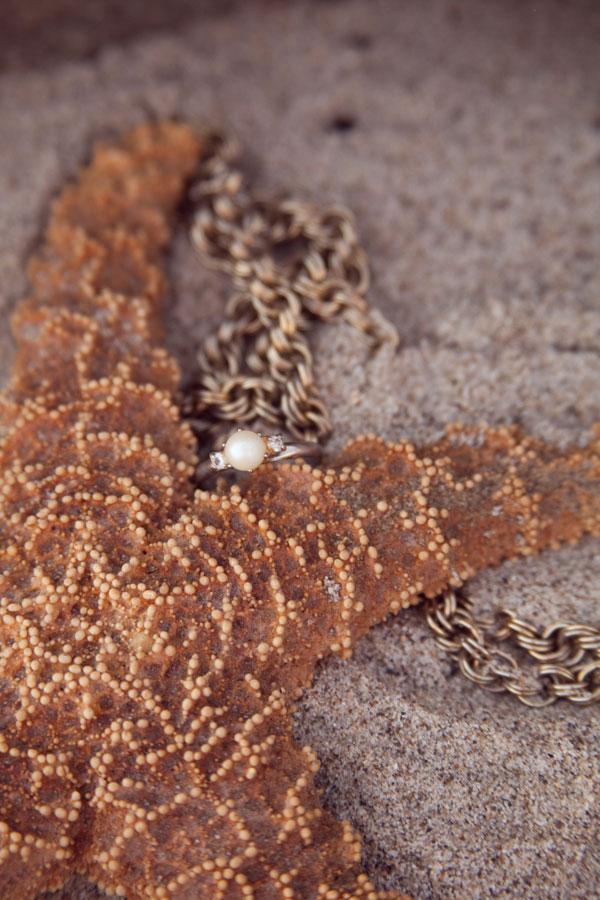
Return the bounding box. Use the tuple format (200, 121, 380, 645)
(0, 122, 599, 900)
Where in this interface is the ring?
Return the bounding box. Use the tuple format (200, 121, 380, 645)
(195, 429, 322, 482)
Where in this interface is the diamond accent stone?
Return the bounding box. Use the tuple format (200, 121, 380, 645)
(209, 451, 227, 470)
(267, 434, 285, 453)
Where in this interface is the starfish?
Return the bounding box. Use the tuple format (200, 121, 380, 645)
(0, 122, 599, 900)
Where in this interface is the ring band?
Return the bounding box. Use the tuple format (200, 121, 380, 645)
(195, 430, 322, 483)
(267, 441, 323, 464)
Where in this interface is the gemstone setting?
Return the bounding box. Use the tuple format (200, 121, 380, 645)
(209, 451, 227, 471)
(267, 434, 285, 453)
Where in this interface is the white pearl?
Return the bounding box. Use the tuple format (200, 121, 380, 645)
(222, 430, 267, 472)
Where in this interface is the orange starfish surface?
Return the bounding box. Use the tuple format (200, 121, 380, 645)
(0, 122, 599, 900)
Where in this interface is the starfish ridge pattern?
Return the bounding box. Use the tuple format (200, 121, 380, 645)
(0, 123, 599, 900)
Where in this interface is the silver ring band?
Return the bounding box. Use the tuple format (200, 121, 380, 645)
(268, 441, 323, 464)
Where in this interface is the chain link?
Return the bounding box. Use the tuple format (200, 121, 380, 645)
(183, 130, 599, 708)
(426, 590, 600, 706)
(183, 131, 397, 442)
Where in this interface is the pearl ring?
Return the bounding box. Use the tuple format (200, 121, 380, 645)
(195, 429, 323, 483)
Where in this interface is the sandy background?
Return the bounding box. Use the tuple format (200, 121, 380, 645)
(1, 1, 599, 897)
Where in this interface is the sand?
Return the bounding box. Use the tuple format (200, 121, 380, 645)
(1, 2, 599, 896)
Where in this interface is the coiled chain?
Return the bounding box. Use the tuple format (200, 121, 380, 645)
(427, 590, 600, 706)
(184, 131, 599, 707)
(183, 131, 396, 442)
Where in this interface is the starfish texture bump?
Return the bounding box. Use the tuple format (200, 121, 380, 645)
(0, 122, 599, 900)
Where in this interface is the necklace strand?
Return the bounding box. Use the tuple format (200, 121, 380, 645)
(184, 131, 600, 707)
(182, 131, 396, 441)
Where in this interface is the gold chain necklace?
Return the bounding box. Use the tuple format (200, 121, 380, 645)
(183, 131, 600, 708)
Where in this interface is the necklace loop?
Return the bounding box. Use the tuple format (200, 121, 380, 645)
(426, 590, 600, 706)
(182, 130, 396, 444)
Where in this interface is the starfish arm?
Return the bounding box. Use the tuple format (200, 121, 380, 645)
(5, 121, 201, 411)
(184, 426, 600, 705)
(0, 122, 201, 898)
